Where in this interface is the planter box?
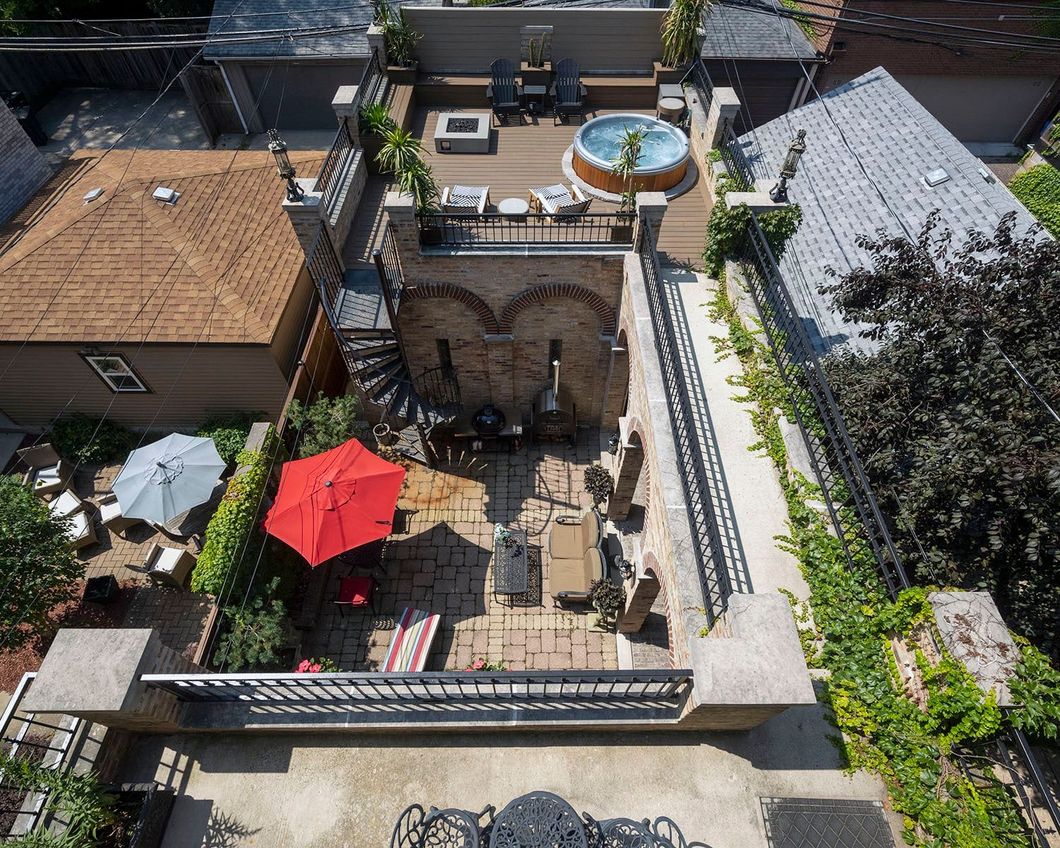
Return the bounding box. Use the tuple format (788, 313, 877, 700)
(520, 61, 552, 89)
(387, 61, 418, 84)
(83, 574, 119, 604)
(109, 784, 175, 848)
(362, 132, 385, 174)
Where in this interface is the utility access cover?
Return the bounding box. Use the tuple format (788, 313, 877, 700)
(761, 798, 895, 848)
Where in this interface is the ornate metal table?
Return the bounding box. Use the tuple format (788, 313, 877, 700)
(389, 791, 711, 848)
(493, 528, 529, 603)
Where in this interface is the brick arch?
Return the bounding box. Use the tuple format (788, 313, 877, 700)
(499, 283, 616, 336)
(402, 283, 499, 333)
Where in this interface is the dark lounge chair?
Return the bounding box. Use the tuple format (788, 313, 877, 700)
(486, 58, 523, 126)
(550, 58, 587, 125)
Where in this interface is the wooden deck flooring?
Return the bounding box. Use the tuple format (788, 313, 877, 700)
(343, 106, 711, 270)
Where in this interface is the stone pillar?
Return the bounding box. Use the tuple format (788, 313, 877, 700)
(331, 84, 362, 146)
(367, 24, 387, 67)
(619, 562, 659, 634)
(283, 178, 326, 258)
(384, 190, 420, 272)
(608, 416, 643, 521)
(20, 629, 204, 732)
(485, 334, 515, 407)
(704, 87, 741, 149)
(635, 192, 667, 251)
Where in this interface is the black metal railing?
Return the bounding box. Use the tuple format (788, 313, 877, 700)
(737, 218, 910, 598)
(687, 57, 714, 116)
(417, 212, 637, 248)
(720, 124, 755, 190)
(639, 222, 732, 624)
(141, 670, 693, 718)
(374, 221, 404, 321)
(350, 46, 386, 120)
(317, 118, 356, 212)
(306, 224, 345, 314)
(414, 366, 461, 415)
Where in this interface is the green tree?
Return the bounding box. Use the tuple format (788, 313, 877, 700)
(213, 577, 287, 671)
(820, 212, 1060, 658)
(0, 476, 82, 648)
(287, 393, 366, 458)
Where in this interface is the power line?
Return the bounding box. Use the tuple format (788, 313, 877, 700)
(3, 4, 376, 23)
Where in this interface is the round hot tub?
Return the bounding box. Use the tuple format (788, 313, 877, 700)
(572, 113, 690, 194)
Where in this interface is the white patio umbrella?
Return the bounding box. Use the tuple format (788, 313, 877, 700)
(112, 433, 226, 525)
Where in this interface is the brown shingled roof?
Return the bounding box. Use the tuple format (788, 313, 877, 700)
(0, 148, 325, 345)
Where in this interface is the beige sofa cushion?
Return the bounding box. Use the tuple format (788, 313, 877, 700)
(551, 547, 606, 597)
(549, 511, 601, 560)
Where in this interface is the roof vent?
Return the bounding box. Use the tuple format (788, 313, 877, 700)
(977, 166, 996, 184)
(923, 168, 951, 188)
(152, 186, 179, 204)
(83, 187, 104, 203)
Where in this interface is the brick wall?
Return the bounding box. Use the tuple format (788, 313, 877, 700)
(0, 102, 51, 224)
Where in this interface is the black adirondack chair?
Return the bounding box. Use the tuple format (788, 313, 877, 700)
(486, 59, 523, 126)
(550, 58, 587, 125)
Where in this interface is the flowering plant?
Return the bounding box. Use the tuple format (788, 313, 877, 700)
(493, 523, 510, 544)
(295, 656, 339, 673)
(464, 657, 507, 672)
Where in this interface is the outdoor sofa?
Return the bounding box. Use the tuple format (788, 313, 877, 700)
(548, 510, 607, 603)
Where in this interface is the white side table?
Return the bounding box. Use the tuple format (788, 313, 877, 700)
(498, 197, 530, 217)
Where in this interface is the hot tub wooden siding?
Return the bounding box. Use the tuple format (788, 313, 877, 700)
(572, 154, 688, 193)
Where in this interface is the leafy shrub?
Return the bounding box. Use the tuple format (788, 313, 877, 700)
(196, 412, 261, 466)
(588, 578, 626, 629)
(190, 427, 276, 596)
(0, 475, 82, 648)
(50, 413, 133, 465)
(295, 656, 339, 672)
(359, 102, 395, 136)
(1009, 163, 1060, 237)
(702, 171, 803, 276)
(213, 577, 288, 671)
(287, 392, 367, 459)
(1008, 637, 1060, 741)
(583, 464, 614, 509)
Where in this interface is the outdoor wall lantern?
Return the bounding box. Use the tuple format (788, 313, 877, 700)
(268, 129, 304, 202)
(769, 128, 807, 203)
(607, 432, 621, 454)
(615, 555, 635, 581)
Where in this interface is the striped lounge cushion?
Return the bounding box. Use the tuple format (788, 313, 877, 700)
(381, 607, 440, 672)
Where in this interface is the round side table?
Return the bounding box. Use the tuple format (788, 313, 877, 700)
(498, 197, 530, 216)
(657, 96, 685, 124)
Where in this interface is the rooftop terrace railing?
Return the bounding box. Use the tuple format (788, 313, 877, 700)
(687, 58, 714, 117)
(639, 221, 732, 625)
(417, 212, 637, 248)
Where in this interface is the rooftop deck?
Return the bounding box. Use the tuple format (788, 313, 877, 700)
(344, 106, 712, 269)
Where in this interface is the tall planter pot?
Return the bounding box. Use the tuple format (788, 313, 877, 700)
(362, 133, 386, 175)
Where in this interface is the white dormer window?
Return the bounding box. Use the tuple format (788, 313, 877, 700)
(83, 354, 149, 393)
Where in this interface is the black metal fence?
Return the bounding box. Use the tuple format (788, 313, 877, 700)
(736, 218, 910, 598)
(417, 212, 637, 248)
(414, 366, 461, 415)
(317, 119, 356, 212)
(720, 124, 755, 190)
(349, 46, 385, 121)
(306, 224, 345, 316)
(141, 670, 693, 720)
(687, 58, 715, 117)
(374, 221, 404, 321)
(639, 222, 732, 625)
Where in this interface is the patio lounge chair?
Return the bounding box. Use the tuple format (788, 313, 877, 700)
(486, 59, 523, 126)
(528, 184, 591, 217)
(48, 489, 99, 550)
(550, 58, 587, 125)
(17, 443, 72, 496)
(548, 510, 607, 603)
(141, 541, 197, 589)
(441, 184, 491, 213)
(382, 606, 440, 672)
(97, 492, 144, 537)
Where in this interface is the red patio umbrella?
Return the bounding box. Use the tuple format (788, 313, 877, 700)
(264, 437, 406, 566)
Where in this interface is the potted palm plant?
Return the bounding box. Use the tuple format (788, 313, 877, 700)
(376, 0, 420, 83)
(660, 0, 709, 70)
(610, 126, 645, 243)
(359, 102, 396, 175)
(375, 126, 442, 243)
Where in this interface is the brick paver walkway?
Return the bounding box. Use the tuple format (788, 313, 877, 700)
(123, 586, 214, 660)
(301, 432, 619, 672)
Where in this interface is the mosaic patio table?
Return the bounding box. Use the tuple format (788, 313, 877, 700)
(493, 528, 529, 603)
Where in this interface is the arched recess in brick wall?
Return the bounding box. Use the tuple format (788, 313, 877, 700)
(499, 283, 617, 336)
(642, 550, 675, 666)
(402, 284, 500, 334)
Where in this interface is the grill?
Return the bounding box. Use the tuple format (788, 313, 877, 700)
(532, 360, 576, 445)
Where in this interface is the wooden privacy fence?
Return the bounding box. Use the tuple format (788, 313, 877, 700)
(0, 20, 206, 105)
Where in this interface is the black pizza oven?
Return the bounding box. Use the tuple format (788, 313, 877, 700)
(533, 360, 577, 443)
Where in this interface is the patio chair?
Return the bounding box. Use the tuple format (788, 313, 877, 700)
(141, 541, 197, 589)
(335, 575, 377, 615)
(441, 185, 491, 213)
(382, 607, 440, 672)
(65, 509, 98, 551)
(486, 59, 523, 126)
(97, 492, 144, 537)
(548, 510, 607, 604)
(528, 183, 591, 217)
(550, 58, 587, 125)
(17, 443, 72, 496)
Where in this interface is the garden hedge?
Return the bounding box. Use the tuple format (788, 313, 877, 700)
(1009, 163, 1060, 237)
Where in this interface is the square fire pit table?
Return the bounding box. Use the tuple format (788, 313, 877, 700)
(493, 528, 529, 604)
(434, 112, 491, 153)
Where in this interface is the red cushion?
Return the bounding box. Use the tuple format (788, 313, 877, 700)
(337, 576, 373, 605)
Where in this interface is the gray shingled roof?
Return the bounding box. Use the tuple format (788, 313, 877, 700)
(701, 3, 817, 61)
(205, 0, 439, 59)
(736, 67, 1046, 354)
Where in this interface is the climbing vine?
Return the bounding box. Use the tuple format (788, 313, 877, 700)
(709, 281, 1037, 848)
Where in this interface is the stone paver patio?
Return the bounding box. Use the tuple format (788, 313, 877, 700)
(301, 432, 620, 672)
